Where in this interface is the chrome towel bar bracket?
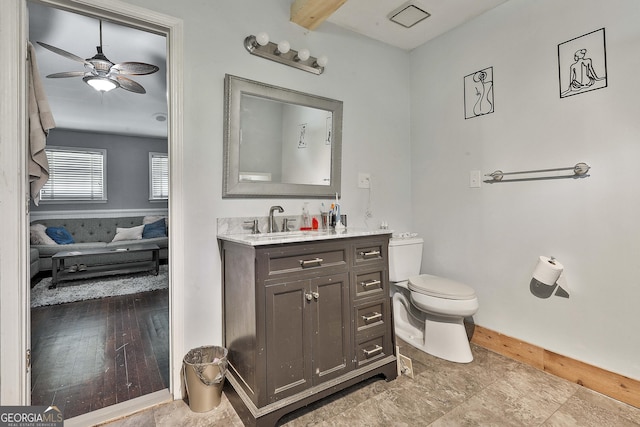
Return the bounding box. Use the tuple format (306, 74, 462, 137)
(484, 162, 590, 183)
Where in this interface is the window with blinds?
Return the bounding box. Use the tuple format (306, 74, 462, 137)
(149, 152, 169, 200)
(40, 147, 107, 202)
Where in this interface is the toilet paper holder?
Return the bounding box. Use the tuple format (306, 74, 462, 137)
(484, 162, 590, 183)
(530, 255, 570, 299)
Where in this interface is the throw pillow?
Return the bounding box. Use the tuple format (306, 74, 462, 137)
(30, 223, 57, 245)
(45, 226, 75, 245)
(143, 215, 168, 232)
(142, 218, 167, 239)
(111, 224, 144, 242)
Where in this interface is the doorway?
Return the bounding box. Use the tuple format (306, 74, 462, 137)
(14, 0, 184, 424)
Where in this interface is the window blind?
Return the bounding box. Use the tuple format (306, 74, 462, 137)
(150, 152, 169, 200)
(40, 147, 106, 202)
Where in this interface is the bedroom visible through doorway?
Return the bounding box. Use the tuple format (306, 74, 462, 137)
(27, 0, 170, 420)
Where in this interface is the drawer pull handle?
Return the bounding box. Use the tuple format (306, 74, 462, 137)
(361, 312, 382, 323)
(360, 279, 381, 289)
(300, 257, 323, 268)
(362, 345, 383, 358)
(359, 250, 381, 259)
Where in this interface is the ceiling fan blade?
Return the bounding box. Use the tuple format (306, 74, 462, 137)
(115, 75, 146, 94)
(36, 41, 91, 66)
(112, 62, 159, 75)
(46, 71, 87, 78)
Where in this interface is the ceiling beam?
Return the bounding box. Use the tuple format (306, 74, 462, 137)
(290, 0, 348, 31)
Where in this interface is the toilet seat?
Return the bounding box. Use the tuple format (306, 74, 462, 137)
(408, 274, 476, 300)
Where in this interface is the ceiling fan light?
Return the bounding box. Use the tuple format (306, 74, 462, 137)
(84, 76, 118, 92)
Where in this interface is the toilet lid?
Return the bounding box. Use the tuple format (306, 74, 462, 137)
(408, 274, 476, 300)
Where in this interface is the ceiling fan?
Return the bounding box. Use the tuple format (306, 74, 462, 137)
(37, 20, 159, 94)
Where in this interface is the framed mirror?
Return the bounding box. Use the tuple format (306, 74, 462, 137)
(223, 74, 342, 198)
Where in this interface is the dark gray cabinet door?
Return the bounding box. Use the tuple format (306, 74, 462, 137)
(312, 272, 352, 384)
(264, 272, 351, 403)
(265, 278, 312, 403)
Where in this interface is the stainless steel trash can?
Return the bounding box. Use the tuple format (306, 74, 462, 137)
(183, 345, 228, 412)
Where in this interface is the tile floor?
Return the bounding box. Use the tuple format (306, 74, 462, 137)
(101, 341, 640, 426)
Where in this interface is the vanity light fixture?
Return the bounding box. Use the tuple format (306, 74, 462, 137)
(244, 33, 327, 75)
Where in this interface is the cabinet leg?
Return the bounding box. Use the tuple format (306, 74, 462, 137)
(50, 259, 60, 289)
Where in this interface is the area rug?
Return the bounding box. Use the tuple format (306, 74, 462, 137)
(31, 265, 168, 308)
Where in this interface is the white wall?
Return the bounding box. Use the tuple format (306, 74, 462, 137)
(410, 0, 640, 379)
(281, 104, 331, 185)
(118, 0, 412, 354)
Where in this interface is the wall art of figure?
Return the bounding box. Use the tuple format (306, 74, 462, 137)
(464, 66, 494, 119)
(298, 123, 307, 148)
(558, 28, 607, 98)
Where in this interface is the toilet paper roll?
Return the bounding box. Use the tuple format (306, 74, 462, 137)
(532, 256, 563, 286)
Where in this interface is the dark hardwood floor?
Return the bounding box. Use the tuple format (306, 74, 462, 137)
(31, 288, 169, 419)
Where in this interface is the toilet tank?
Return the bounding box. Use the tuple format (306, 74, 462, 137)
(388, 236, 424, 282)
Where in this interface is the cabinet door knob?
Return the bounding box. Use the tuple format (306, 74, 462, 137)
(312, 291, 319, 300)
(305, 293, 313, 301)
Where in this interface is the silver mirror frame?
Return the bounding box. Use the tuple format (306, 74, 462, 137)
(223, 74, 342, 198)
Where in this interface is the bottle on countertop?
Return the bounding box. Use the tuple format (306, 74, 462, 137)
(301, 202, 311, 229)
(330, 203, 336, 227)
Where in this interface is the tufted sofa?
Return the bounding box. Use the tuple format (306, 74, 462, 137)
(30, 216, 168, 271)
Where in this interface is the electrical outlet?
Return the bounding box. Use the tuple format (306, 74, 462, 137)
(469, 170, 481, 188)
(398, 353, 414, 379)
(358, 173, 371, 189)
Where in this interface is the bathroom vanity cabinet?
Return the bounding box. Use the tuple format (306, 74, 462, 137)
(219, 233, 396, 427)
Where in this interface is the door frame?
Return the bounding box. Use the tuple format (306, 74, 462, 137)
(0, 0, 185, 419)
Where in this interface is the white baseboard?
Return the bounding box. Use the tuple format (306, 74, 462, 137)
(64, 389, 172, 427)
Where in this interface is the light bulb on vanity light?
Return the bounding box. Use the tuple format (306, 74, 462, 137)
(276, 40, 290, 55)
(315, 55, 328, 68)
(255, 32, 269, 46)
(296, 48, 310, 62)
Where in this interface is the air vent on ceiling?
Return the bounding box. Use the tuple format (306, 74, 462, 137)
(389, 4, 430, 28)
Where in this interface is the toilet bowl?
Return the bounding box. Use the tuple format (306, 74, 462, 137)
(389, 236, 479, 363)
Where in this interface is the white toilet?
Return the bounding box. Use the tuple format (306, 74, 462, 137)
(389, 235, 479, 363)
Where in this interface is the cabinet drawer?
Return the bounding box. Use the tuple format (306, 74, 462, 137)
(355, 333, 390, 368)
(265, 246, 348, 276)
(353, 240, 386, 266)
(353, 269, 385, 300)
(355, 300, 387, 334)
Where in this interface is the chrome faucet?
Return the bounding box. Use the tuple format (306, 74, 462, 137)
(268, 205, 284, 233)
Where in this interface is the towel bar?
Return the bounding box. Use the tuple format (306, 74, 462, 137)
(484, 162, 590, 183)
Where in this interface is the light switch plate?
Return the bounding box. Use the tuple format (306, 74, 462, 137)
(469, 170, 481, 188)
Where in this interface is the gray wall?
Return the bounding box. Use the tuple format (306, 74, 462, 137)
(31, 128, 168, 212)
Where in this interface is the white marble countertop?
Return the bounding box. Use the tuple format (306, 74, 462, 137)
(217, 228, 393, 246)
